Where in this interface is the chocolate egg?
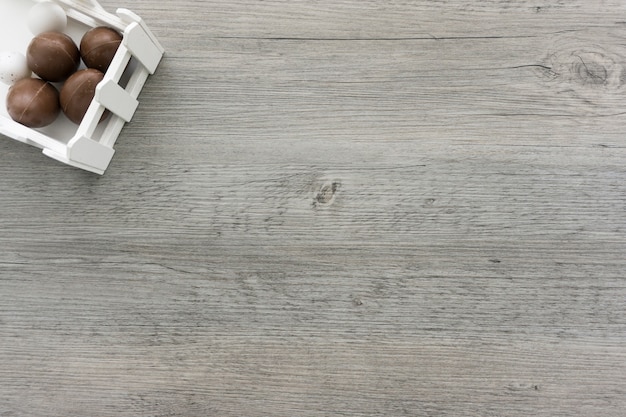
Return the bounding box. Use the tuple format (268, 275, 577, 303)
(6, 78, 60, 128)
(0, 51, 31, 85)
(80, 27, 122, 73)
(60, 68, 105, 124)
(27, 31, 80, 82)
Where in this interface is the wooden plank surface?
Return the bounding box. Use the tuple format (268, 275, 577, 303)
(1, 1, 626, 416)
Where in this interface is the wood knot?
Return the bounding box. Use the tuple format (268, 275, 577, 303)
(538, 31, 626, 90)
(535, 32, 626, 114)
(313, 180, 340, 207)
(541, 50, 618, 88)
(572, 53, 610, 86)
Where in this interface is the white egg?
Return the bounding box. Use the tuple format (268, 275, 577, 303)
(27, 2, 68, 35)
(0, 51, 32, 85)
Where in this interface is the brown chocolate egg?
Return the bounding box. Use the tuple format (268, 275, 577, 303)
(60, 68, 105, 124)
(6, 78, 60, 128)
(27, 31, 80, 82)
(80, 27, 122, 73)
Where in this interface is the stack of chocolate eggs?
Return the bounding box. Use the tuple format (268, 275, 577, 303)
(0, 1, 122, 128)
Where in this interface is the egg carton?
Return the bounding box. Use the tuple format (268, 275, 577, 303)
(0, 0, 164, 174)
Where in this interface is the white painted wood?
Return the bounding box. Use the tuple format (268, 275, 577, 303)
(0, 0, 163, 174)
(1, 0, 625, 416)
(67, 135, 115, 169)
(122, 21, 163, 74)
(95, 79, 138, 122)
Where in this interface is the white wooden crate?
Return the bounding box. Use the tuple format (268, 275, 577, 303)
(0, 0, 164, 174)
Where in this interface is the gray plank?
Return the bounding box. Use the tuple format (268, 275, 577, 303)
(1, 0, 625, 416)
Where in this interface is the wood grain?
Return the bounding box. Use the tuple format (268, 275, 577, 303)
(1, 1, 625, 416)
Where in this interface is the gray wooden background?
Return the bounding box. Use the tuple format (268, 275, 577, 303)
(1, 1, 625, 416)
